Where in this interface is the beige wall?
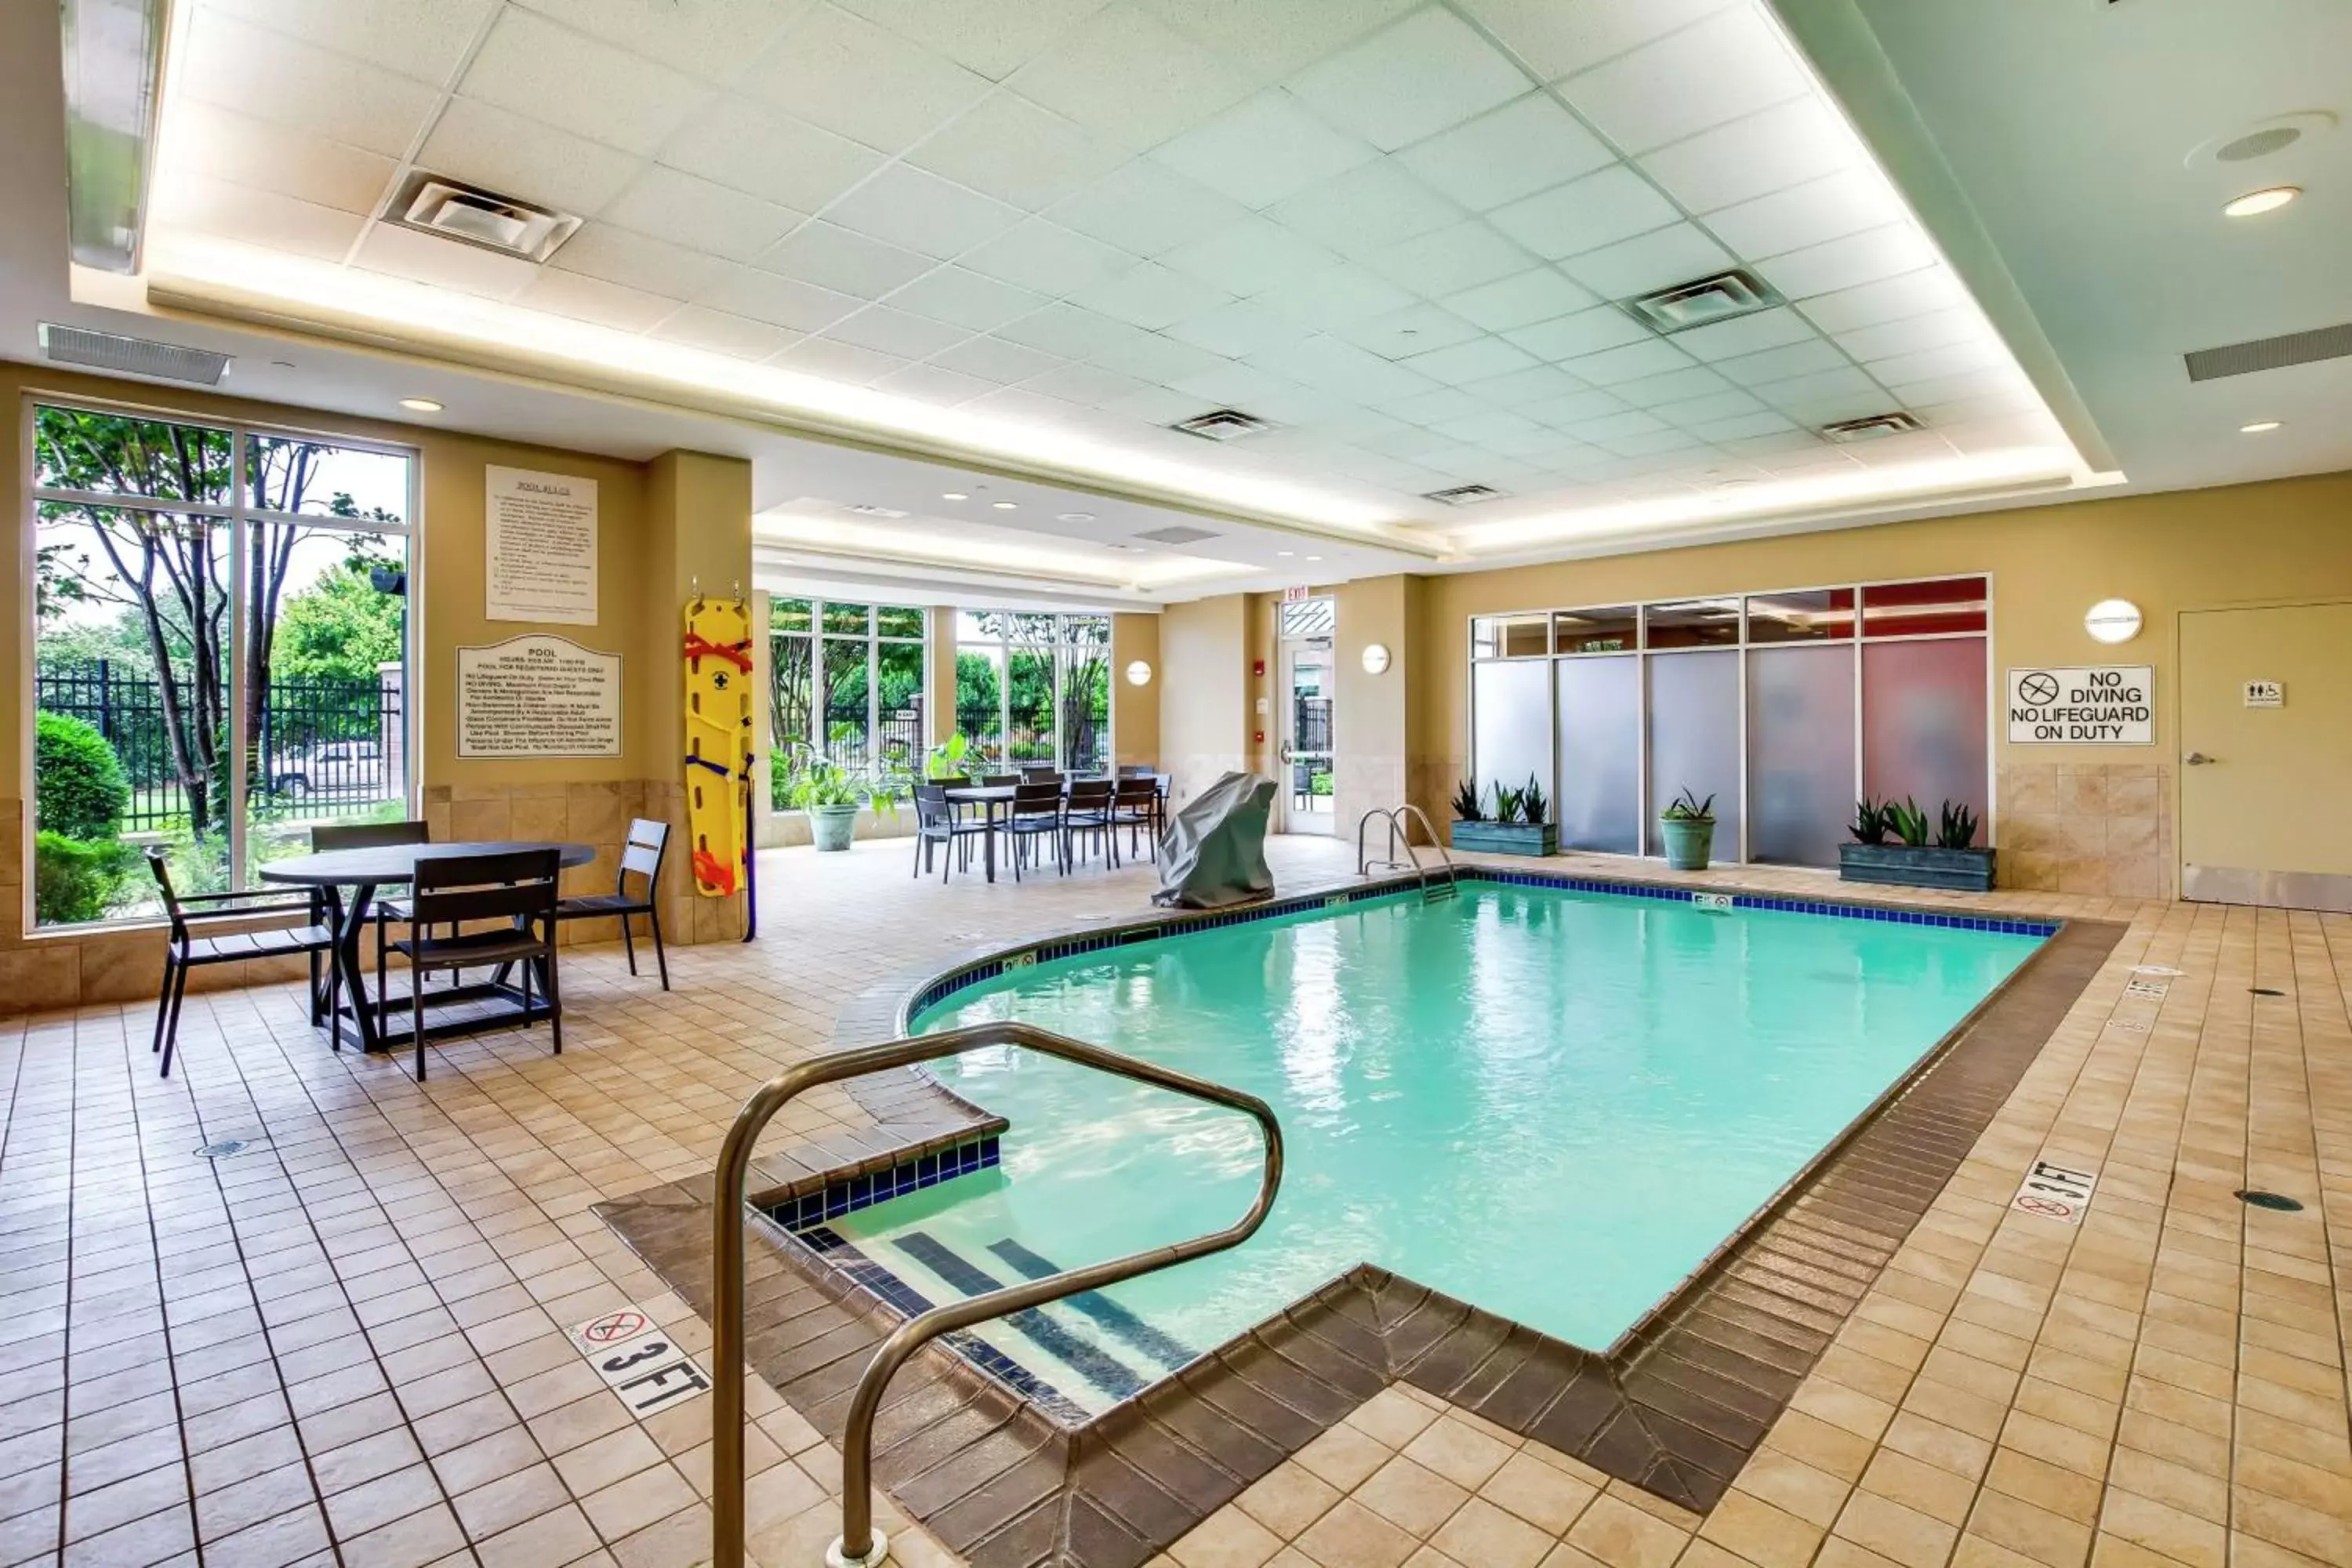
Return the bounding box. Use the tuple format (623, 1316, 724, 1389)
(1331, 575, 1425, 838)
(1111, 612, 1160, 767)
(1158, 594, 1249, 806)
(5, 366, 751, 1011)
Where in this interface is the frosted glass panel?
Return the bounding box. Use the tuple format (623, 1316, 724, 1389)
(1556, 655, 1640, 853)
(1747, 644, 1855, 866)
(1648, 652, 1741, 858)
(1863, 639, 1988, 825)
(1471, 660, 1551, 801)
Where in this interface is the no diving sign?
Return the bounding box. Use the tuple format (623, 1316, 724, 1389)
(2007, 666, 2152, 745)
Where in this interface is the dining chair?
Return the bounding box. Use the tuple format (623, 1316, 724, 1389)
(146, 850, 337, 1079)
(554, 818, 670, 989)
(1000, 780, 1067, 880)
(978, 773, 1019, 788)
(1112, 775, 1162, 862)
(391, 849, 562, 1082)
(1063, 778, 1118, 867)
(311, 819, 430, 1007)
(912, 785, 988, 881)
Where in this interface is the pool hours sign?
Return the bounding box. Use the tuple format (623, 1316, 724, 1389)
(2006, 665, 2153, 744)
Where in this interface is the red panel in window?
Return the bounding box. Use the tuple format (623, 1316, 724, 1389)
(1862, 577, 1987, 637)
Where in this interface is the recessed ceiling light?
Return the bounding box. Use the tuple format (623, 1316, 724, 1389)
(2241, 419, 2283, 433)
(1277, 550, 1294, 557)
(991, 501, 1018, 510)
(2223, 187, 2299, 217)
(1056, 511, 1095, 522)
(940, 491, 967, 500)
(398, 397, 442, 412)
(1305, 555, 1322, 561)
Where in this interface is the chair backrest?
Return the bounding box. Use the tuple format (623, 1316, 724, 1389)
(913, 785, 955, 829)
(1066, 779, 1112, 808)
(311, 819, 429, 852)
(1018, 760, 1058, 775)
(1011, 780, 1062, 816)
(1116, 764, 1151, 777)
(619, 818, 669, 891)
(1116, 777, 1158, 807)
(409, 849, 560, 928)
(930, 775, 971, 789)
(979, 773, 1019, 787)
(144, 849, 188, 936)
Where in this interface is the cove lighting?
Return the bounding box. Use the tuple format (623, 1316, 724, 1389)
(754, 514, 1249, 590)
(2223, 187, 2299, 217)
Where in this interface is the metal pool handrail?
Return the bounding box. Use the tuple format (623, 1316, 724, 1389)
(710, 1022, 1284, 1568)
(1355, 804, 1457, 899)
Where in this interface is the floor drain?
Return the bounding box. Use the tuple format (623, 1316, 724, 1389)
(196, 1138, 252, 1159)
(2249, 986, 2285, 996)
(2236, 1189, 2304, 1211)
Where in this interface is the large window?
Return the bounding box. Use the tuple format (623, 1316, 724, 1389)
(31, 401, 414, 927)
(769, 597, 927, 802)
(1469, 577, 1988, 868)
(955, 612, 1112, 773)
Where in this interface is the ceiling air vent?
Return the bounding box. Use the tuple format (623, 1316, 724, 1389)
(1425, 484, 1505, 506)
(1820, 412, 1926, 442)
(1623, 269, 1784, 334)
(2184, 321, 2352, 382)
(391, 173, 579, 262)
(39, 322, 230, 385)
(1170, 408, 1272, 441)
(1134, 524, 1221, 546)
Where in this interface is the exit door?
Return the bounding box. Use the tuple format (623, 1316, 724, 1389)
(1282, 644, 1334, 833)
(2180, 601, 2352, 911)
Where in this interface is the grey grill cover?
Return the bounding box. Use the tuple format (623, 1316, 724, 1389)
(1152, 772, 1276, 909)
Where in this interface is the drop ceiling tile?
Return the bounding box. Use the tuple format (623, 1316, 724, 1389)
(1557, 6, 1808, 155)
(958, 220, 1133, 296)
(887, 267, 1049, 332)
(823, 304, 972, 359)
(1087, 331, 1230, 385)
(829, 0, 1107, 79)
(1249, 334, 1437, 402)
(775, 336, 911, 383)
(605, 166, 801, 261)
(1457, 0, 1733, 83)
(459, 9, 710, 156)
(1883, 366, 2030, 407)
(1489, 165, 1676, 261)
(1666, 307, 1815, 363)
(1400, 336, 1539, 387)
(1641, 98, 1858, 216)
(156, 176, 366, 261)
(1050, 161, 1252, 257)
(198, 0, 497, 85)
(1022, 361, 1153, 406)
(1133, 0, 1418, 82)
(353, 223, 535, 298)
(1338, 303, 1486, 359)
(1164, 359, 1301, 408)
(1010, 5, 1254, 150)
(1162, 219, 1341, 298)
(1559, 338, 1694, 386)
(1746, 365, 1879, 409)
(929, 334, 1065, 383)
(1645, 388, 1766, 426)
(1718, 430, 1835, 459)
(701, 264, 862, 332)
(824, 165, 1024, 260)
(737, 5, 990, 154)
(1432, 409, 1545, 445)
(1073, 261, 1234, 330)
(909, 95, 1126, 212)
(759, 221, 936, 299)
(1162, 300, 1315, 358)
(1361, 220, 1534, 296)
(1607, 365, 1735, 408)
(1483, 427, 1593, 461)
(1504, 305, 1651, 361)
(418, 98, 651, 216)
(1289, 8, 1529, 151)
(1704, 168, 1907, 262)
(1268, 161, 1465, 260)
(1522, 387, 1630, 426)
(650, 303, 803, 358)
(1257, 265, 1418, 330)
(1439, 268, 1596, 333)
(1713, 338, 1849, 387)
(183, 9, 443, 158)
(1860, 339, 2006, 387)
(661, 96, 883, 213)
(1793, 267, 1970, 334)
(1356, 423, 1465, 459)
(995, 301, 1155, 360)
(515, 0, 812, 78)
(1150, 91, 1377, 210)
(1557, 223, 1733, 299)
(1101, 383, 1215, 424)
(1459, 364, 1588, 406)
(1831, 307, 1984, 364)
(1378, 387, 1490, 424)
(1561, 408, 1668, 441)
(1396, 93, 1614, 214)
(1756, 225, 1938, 301)
(513, 267, 681, 332)
(553, 223, 731, 299)
(873, 361, 1000, 405)
(162, 101, 394, 216)
(1599, 428, 1704, 457)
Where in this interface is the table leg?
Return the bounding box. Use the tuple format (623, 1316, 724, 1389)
(326, 883, 386, 1054)
(984, 801, 1000, 882)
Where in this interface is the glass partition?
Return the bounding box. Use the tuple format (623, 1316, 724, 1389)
(956, 610, 1114, 771)
(1646, 650, 1740, 858)
(1860, 577, 1986, 637)
(1863, 639, 1989, 825)
(1555, 655, 1640, 852)
(1642, 599, 1740, 649)
(1552, 606, 1637, 655)
(772, 596, 930, 802)
(1470, 659, 1551, 808)
(1746, 643, 1856, 866)
(1745, 587, 1853, 642)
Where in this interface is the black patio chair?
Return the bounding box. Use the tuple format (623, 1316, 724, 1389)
(147, 850, 337, 1079)
(312, 819, 430, 1005)
(998, 780, 1067, 880)
(1111, 775, 1162, 862)
(554, 818, 670, 989)
(390, 849, 561, 1082)
(1063, 777, 1118, 867)
(912, 785, 988, 881)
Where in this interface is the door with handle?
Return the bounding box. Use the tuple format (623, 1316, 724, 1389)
(1282, 644, 1335, 834)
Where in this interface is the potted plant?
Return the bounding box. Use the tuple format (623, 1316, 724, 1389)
(780, 746, 901, 851)
(1838, 797, 1997, 891)
(1450, 774, 1558, 856)
(1657, 788, 1716, 870)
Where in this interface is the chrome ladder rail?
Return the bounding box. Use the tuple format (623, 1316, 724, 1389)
(710, 1022, 1283, 1568)
(1392, 804, 1458, 902)
(1353, 805, 1458, 902)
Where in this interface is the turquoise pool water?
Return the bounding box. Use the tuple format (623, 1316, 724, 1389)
(816, 884, 2041, 1414)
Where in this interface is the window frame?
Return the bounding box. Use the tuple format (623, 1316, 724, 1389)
(23, 391, 422, 930)
(953, 610, 1116, 773)
(769, 596, 930, 793)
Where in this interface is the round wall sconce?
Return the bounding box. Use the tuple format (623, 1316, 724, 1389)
(1360, 642, 1392, 674)
(1124, 659, 1152, 686)
(2084, 599, 2143, 644)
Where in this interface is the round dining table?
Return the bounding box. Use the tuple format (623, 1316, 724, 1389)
(261, 840, 595, 1054)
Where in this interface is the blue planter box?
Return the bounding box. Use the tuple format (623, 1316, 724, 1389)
(1838, 843, 1997, 892)
(1450, 820, 1557, 857)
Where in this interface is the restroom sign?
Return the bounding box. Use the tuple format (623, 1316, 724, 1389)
(2006, 666, 2153, 745)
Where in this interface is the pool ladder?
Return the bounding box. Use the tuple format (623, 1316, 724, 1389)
(1356, 804, 1459, 902)
(707, 1022, 1283, 1568)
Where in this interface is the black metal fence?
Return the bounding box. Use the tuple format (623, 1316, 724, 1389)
(818, 705, 924, 782)
(1295, 696, 1332, 753)
(38, 660, 404, 832)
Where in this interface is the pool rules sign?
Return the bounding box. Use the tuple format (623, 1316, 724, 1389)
(2006, 665, 2154, 745)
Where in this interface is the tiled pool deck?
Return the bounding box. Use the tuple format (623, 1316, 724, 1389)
(2, 837, 2345, 1568)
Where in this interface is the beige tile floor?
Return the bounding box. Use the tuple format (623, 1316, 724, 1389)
(2, 836, 2346, 1568)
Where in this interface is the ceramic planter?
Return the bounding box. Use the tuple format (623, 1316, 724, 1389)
(1450, 820, 1557, 856)
(1838, 843, 1998, 892)
(808, 803, 860, 851)
(1658, 816, 1715, 870)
